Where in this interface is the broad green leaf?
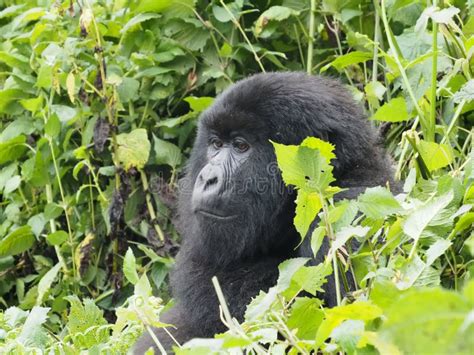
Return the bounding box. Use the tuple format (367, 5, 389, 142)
(134, 1, 172, 13)
(322, 51, 373, 72)
(0, 226, 35, 257)
(153, 135, 182, 168)
(418, 140, 454, 172)
(425, 239, 451, 266)
(117, 77, 140, 103)
(244, 287, 278, 321)
(371, 97, 410, 122)
(316, 302, 383, 345)
(332, 225, 370, 251)
(17, 306, 49, 347)
(20, 96, 43, 112)
(453, 80, 474, 103)
(3, 175, 21, 195)
(254, 6, 299, 37)
(310, 226, 326, 257)
(358, 186, 402, 219)
(121, 13, 161, 33)
(115, 129, 151, 170)
(276, 258, 308, 292)
(403, 191, 453, 243)
(36, 263, 61, 305)
(300, 137, 336, 163)
(123, 248, 139, 285)
(287, 297, 324, 339)
(380, 288, 472, 354)
(66, 296, 109, 348)
(184, 96, 214, 112)
(45, 113, 60, 137)
(46, 231, 68, 246)
(288, 262, 332, 296)
(0, 89, 27, 112)
(294, 190, 322, 238)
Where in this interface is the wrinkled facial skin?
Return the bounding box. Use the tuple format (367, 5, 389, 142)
(191, 133, 253, 220)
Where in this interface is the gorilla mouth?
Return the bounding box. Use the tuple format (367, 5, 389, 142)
(196, 209, 237, 220)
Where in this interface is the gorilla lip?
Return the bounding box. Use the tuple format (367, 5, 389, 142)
(195, 209, 237, 220)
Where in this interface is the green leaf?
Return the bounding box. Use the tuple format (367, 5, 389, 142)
(17, 306, 50, 347)
(123, 248, 139, 285)
(3, 175, 21, 195)
(294, 190, 322, 238)
(371, 97, 410, 122)
(287, 297, 324, 339)
(316, 302, 383, 345)
(36, 263, 61, 305)
(0, 226, 35, 257)
(254, 6, 299, 37)
(289, 262, 332, 296)
(115, 129, 151, 170)
(117, 77, 140, 103)
(403, 192, 453, 244)
(134, 1, 172, 13)
(322, 51, 373, 72)
(45, 113, 61, 137)
(453, 80, 474, 103)
(380, 288, 472, 354)
(276, 258, 308, 293)
(184, 96, 214, 112)
(425, 239, 451, 266)
(0, 135, 27, 164)
(153, 135, 182, 168)
(46, 231, 68, 246)
(358, 187, 402, 219)
(417, 140, 454, 172)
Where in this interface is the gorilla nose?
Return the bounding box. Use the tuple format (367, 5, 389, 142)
(195, 166, 223, 196)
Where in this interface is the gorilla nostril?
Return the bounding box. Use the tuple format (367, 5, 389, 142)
(204, 176, 218, 190)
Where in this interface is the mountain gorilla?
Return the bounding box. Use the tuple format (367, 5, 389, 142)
(134, 72, 396, 353)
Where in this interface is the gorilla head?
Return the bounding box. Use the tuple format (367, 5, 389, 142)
(134, 72, 395, 353)
(177, 72, 388, 266)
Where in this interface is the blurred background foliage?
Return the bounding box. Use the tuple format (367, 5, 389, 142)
(0, 0, 472, 353)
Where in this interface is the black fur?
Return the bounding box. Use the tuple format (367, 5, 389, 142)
(134, 72, 396, 353)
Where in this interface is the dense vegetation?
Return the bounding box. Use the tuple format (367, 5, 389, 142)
(0, 0, 472, 353)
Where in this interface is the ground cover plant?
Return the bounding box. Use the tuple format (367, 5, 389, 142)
(0, 0, 472, 353)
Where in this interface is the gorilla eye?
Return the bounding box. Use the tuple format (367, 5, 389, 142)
(233, 139, 250, 153)
(210, 137, 223, 149)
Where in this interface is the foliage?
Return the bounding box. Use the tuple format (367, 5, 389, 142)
(0, 0, 472, 353)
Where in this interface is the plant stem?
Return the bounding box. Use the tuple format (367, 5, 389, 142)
(140, 169, 165, 242)
(219, 0, 265, 72)
(307, 0, 316, 74)
(379, 0, 425, 124)
(428, 0, 438, 142)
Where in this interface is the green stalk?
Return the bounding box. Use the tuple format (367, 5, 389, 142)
(307, 0, 316, 74)
(379, 0, 425, 124)
(428, 0, 438, 142)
